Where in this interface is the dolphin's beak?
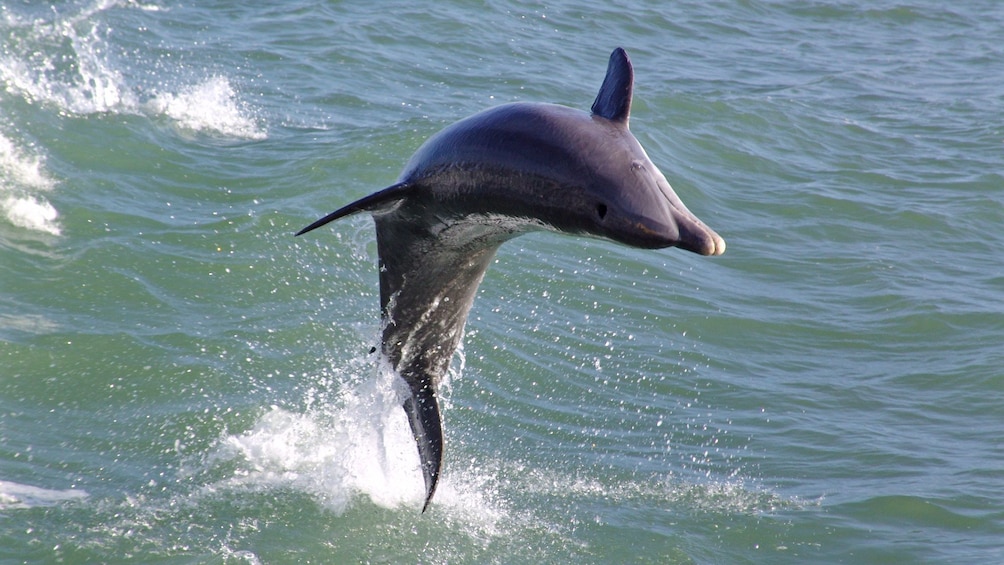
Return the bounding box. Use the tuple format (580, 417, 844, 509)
(671, 206, 726, 256)
(659, 179, 726, 256)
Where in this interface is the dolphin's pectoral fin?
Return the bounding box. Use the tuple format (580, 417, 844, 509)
(590, 47, 633, 124)
(295, 182, 413, 236)
(401, 380, 443, 512)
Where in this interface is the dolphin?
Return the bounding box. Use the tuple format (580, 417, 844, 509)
(297, 47, 725, 512)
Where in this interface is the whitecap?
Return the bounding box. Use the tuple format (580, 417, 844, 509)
(145, 77, 267, 140)
(3, 195, 60, 235)
(0, 132, 60, 235)
(0, 134, 54, 191)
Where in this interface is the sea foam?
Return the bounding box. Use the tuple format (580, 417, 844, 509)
(0, 480, 88, 510)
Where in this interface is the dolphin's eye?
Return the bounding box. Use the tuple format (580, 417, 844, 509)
(596, 203, 608, 220)
(631, 160, 645, 171)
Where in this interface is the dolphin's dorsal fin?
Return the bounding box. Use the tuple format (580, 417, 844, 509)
(295, 182, 412, 236)
(590, 47, 633, 124)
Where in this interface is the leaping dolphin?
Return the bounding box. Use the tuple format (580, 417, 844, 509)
(297, 47, 725, 512)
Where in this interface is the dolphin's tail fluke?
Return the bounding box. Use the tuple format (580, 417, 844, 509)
(402, 381, 443, 512)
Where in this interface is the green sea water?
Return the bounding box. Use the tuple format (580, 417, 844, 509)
(2, 1, 1002, 563)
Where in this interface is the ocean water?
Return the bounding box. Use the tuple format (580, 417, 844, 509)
(2, 1, 1002, 562)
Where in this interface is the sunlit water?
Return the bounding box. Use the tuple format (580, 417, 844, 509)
(2, 1, 1002, 563)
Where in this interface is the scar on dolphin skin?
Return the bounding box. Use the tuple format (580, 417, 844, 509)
(297, 47, 725, 512)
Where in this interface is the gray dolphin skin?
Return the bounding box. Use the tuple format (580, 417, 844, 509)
(296, 47, 725, 512)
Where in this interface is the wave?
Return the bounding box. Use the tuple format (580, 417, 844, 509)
(0, 1, 265, 139)
(0, 0, 265, 233)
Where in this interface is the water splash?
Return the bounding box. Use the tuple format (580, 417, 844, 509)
(216, 364, 426, 513)
(204, 357, 509, 529)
